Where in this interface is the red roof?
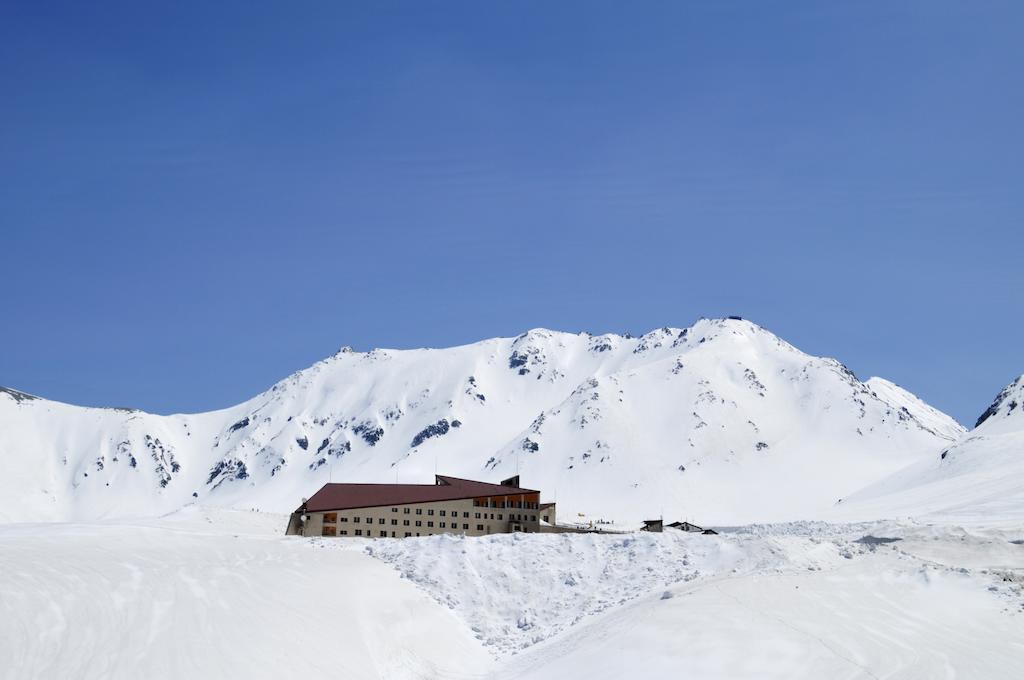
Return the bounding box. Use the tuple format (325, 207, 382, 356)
(304, 475, 540, 512)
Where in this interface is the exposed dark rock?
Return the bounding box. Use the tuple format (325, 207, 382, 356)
(353, 421, 383, 446)
(206, 459, 249, 487)
(411, 419, 450, 448)
(229, 417, 250, 433)
(145, 435, 179, 487)
(855, 535, 902, 545)
(296, 436, 308, 451)
(0, 386, 39, 403)
(522, 438, 539, 453)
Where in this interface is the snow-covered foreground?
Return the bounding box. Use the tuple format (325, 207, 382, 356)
(0, 509, 491, 680)
(2, 510, 1023, 680)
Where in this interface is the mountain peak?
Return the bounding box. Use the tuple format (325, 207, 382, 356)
(975, 374, 1024, 429)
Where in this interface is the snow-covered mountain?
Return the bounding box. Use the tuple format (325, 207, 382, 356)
(839, 375, 1024, 525)
(0, 318, 964, 524)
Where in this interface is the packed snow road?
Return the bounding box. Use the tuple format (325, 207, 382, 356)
(1, 509, 1022, 679)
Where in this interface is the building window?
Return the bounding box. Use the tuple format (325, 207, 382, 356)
(476, 525, 483, 531)
(543, 516, 549, 523)
(463, 512, 469, 518)
(416, 509, 423, 515)
(498, 514, 503, 520)
(392, 507, 398, 512)
(340, 516, 348, 522)
(416, 533, 421, 537)
(403, 519, 410, 526)
(440, 522, 446, 528)
(378, 518, 385, 524)
(415, 520, 422, 527)
(440, 510, 446, 516)
(365, 517, 372, 524)
(324, 513, 337, 523)
(354, 517, 361, 523)
(340, 530, 348, 535)
(391, 519, 398, 525)
(380, 531, 386, 537)
(322, 526, 336, 536)
(427, 521, 434, 527)
(355, 529, 363, 536)
(391, 531, 396, 537)
(404, 508, 411, 514)
(475, 512, 481, 519)
(405, 532, 411, 537)
(427, 509, 434, 516)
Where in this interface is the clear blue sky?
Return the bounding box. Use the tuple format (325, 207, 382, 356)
(2, 2, 1021, 425)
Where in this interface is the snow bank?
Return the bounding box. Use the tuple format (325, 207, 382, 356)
(364, 530, 774, 654)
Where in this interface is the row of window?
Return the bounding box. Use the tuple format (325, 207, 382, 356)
(325, 524, 487, 537)
(472, 500, 539, 509)
(324, 511, 537, 524)
(390, 507, 474, 517)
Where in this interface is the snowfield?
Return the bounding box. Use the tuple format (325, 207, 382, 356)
(3, 509, 1022, 680)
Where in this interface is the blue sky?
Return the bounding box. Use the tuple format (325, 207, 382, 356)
(1, 2, 1021, 424)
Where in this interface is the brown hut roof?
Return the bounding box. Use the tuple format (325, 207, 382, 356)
(304, 475, 539, 512)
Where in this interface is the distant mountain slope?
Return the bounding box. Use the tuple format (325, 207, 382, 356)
(837, 375, 1024, 525)
(0, 318, 963, 524)
(863, 378, 964, 441)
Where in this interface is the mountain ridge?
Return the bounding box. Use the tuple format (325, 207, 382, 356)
(0, 317, 964, 524)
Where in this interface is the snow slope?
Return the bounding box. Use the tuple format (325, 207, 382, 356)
(0, 318, 964, 524)
(5, 511, 1021, 680)
(366, 530, 767, 654)
(0, 509, 492, 680)
(837, 375, 1024, 525)
(496, 524, 1024, 680)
